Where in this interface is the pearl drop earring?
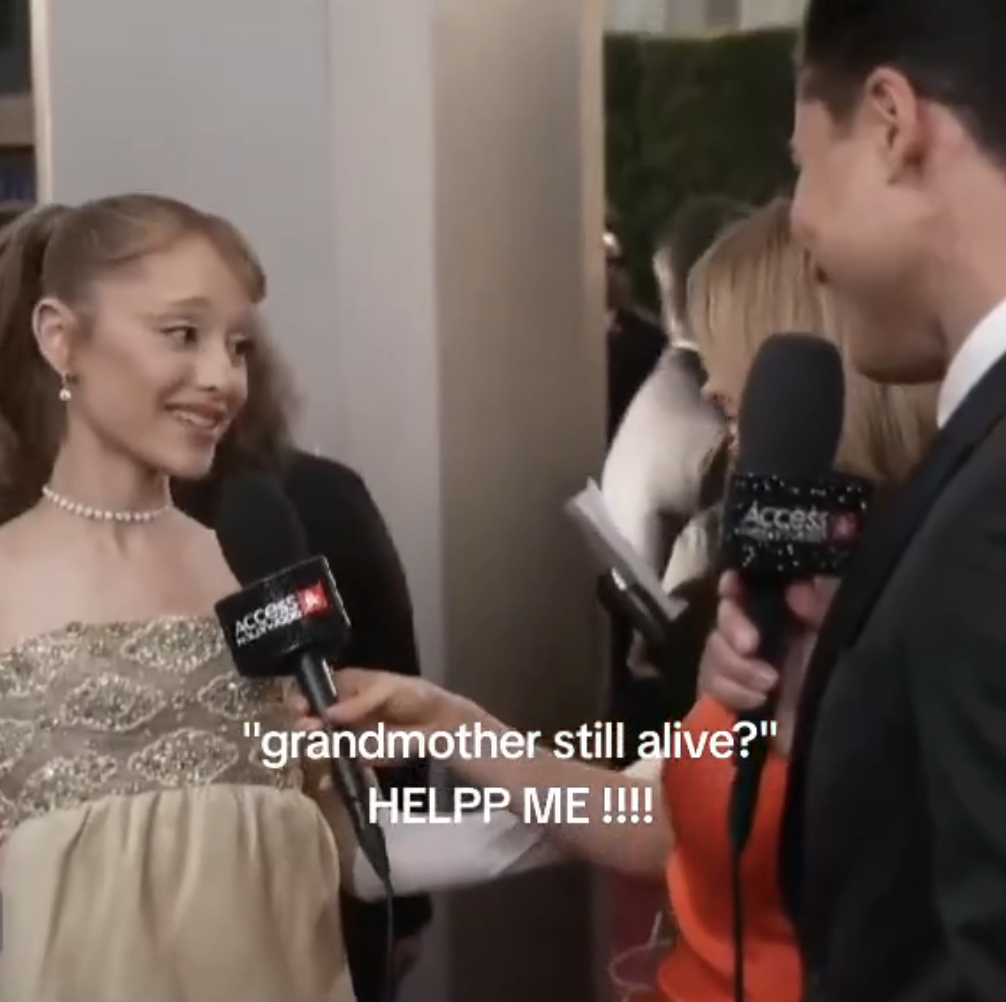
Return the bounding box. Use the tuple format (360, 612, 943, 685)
(58, 374, 72, 403)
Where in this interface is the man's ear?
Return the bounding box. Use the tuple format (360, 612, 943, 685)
(863, 67, 928, 178)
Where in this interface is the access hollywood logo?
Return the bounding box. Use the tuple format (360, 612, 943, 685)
(737, 502, 859, 546)
(233, 584, 330, 647)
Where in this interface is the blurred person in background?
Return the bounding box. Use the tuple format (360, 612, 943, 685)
(655, 195, 751, 351)
(602, 195, 748, 571)
(290, 197, 937, 1002)
(605, 223, 665, 444)
(601, 197, 745, 745)
(173, 328, 432, 1002)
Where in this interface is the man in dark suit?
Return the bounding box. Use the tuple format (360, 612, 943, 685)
(177, 450, 432, 1002)
(699, 2, 1006, 1000)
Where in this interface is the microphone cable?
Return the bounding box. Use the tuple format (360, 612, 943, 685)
(727, 702, 775, 1002)
(317, 712, 397, 1002)
(726, 592, 787, 1002)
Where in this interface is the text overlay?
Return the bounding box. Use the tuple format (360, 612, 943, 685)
(243, 718, 778, 771)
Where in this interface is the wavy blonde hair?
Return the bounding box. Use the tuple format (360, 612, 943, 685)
(686, 196, 937, 489)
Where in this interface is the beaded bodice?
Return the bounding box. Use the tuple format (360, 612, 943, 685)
(0, 616, 296, 833)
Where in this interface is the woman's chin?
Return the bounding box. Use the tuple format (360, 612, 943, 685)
(160, 449, 218, 483)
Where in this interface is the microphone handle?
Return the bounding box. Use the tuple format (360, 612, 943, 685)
(292, 652, 395, 1002)
(294, 652, 391, 876)
(728, 581, 790, 851)
(739, 581, 791, 722)
(295, 650, 340, 717)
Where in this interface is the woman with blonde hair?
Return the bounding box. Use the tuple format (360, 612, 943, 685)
(692, 195, 934, 487)
(289, 197, 938, 1002)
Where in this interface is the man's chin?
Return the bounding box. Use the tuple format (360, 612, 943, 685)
(851, 349, 945, 385)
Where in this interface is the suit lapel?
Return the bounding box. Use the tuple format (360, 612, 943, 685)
(781, 351, 1006, 908)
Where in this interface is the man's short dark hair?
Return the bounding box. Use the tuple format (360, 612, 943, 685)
(655, 195, 749, 323)
(801, 0, 1006, 161)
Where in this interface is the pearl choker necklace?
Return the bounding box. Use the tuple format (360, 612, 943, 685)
(41, 485, 172, 524)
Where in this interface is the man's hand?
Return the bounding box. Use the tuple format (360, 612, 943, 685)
(698, 571, 837, 712)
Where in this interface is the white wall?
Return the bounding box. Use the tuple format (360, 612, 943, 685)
(607, 0, 708, 35)
(606, 0, 803, 35)
(32, 0, 607, 999)
(738, 0, 804, 29)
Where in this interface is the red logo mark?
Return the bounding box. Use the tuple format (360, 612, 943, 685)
(829, 513, 859, 543)
(296, 583, 329, 615)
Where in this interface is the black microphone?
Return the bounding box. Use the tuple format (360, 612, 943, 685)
(721, 333, 871, 1002)
(723, 334, 870, 840)
(211, 474, 390, 882)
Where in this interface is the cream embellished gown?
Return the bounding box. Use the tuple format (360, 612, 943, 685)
(0, 615, 359, 1002)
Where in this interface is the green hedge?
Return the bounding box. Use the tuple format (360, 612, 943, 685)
(605, 28, 797, 307)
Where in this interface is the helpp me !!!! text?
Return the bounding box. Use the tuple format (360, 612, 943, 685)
(366, 718, 776, 826)
(369, 784, 663, 826)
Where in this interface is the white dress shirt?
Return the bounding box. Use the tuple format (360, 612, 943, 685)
(938, 298, 1006, 426)
(350, 807, 564, 900)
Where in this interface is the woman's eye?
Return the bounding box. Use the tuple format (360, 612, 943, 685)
(163, 323, 198, 344)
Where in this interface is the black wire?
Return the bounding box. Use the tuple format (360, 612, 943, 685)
(731, 838, 745, 1002)
(362, 825, 395, 1002)
(376, 869, 395, 1002)
(728, 723, 772, 1002)
(324, 754, 397, 1002)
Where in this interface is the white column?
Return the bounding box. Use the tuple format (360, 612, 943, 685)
(606, 0, 670, 35)
(31, 1, 607, 1000)
(738, 0, 804, 29)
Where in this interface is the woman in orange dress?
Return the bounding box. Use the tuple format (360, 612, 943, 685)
(293, 198, 937, 1002)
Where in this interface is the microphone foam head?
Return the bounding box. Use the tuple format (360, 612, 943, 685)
(216, 473, 309, 585)
(213, 473, 351, 675)
(735, 333, 845, 478)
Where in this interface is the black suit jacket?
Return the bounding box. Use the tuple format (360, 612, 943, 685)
(178, 451, 432, 1002)
(782, 353, 1006, 1002)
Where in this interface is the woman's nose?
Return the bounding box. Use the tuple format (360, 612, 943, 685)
(193, 336, 242, 392)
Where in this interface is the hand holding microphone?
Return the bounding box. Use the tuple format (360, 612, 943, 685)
(211, 474, 391, 879)
(212, 474, 408, 1002)
(285, 667, 476, 767)
(700, 570, 837, 713)
(705, 333, 871, 850)
(700, 333, 870, 727)
(704, 333, 871, 1002)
